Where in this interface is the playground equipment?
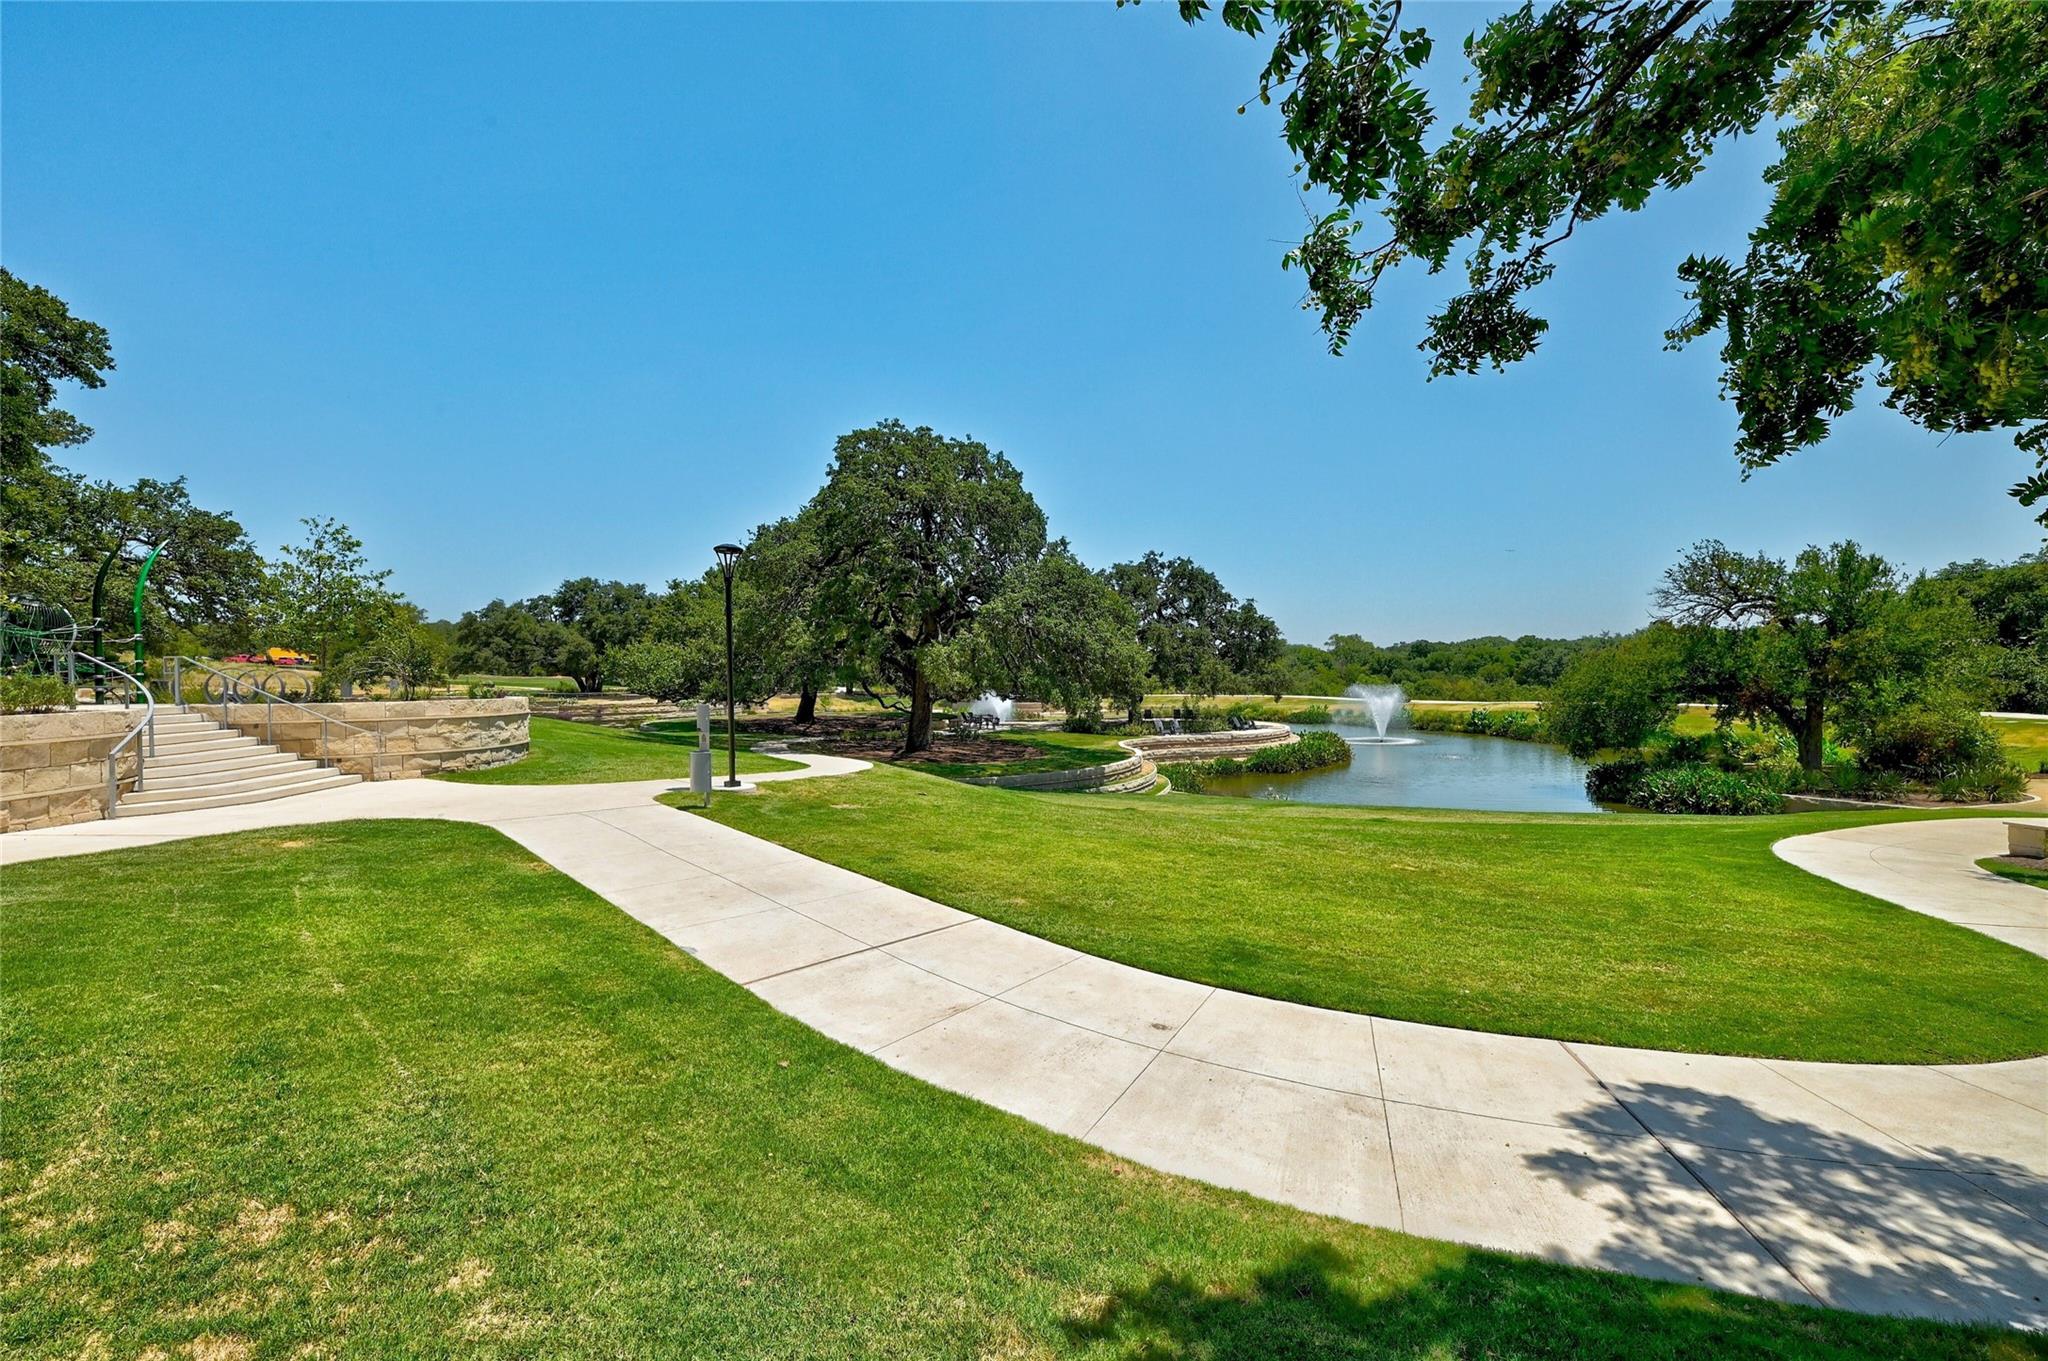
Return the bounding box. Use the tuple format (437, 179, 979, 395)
(84, 538, 168, 701)
(0, 601, 81, 682)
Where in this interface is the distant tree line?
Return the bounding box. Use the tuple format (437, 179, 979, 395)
(1260, 634, 1612, 702)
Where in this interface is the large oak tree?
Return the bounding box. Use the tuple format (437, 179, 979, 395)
(811, 421, 1046, 753)
(1653, 539, 1960, 769)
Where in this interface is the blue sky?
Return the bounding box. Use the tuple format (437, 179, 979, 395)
(3, 2, 2032, 643)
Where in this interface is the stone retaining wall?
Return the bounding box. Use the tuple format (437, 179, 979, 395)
(218, 697, 529, 779)
(1, 708, 141, 831)
(1121, 721, 1297, 762)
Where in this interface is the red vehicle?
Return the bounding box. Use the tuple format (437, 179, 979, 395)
(222, 653, 260, 664)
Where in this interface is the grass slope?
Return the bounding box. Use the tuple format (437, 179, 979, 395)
(684, 767, 2048, 1063)
(1989, 717, 2048, 774)
(5, 823, 2028, 1359)
(436, 715, 798, 785)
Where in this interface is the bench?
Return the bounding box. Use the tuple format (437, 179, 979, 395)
(2007, 822, 2048, 859)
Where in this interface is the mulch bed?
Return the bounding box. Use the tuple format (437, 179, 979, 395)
(800, 733, 1032, 766)
(736, 715, 1039, 766)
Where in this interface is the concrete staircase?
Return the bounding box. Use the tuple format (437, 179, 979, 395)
(1096, 757, 1165, 794)
(119, 710, 360, 816)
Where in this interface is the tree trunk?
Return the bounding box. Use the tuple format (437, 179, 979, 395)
(794, 682, 818, 726)
(902, 665, 933, 754)
(1798, 693, 1826, 771)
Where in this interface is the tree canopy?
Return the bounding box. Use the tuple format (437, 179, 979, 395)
(1653, 538, 1965, 767)
(811, 420, 1047, 752)
(1176, 0, 2046, 516)
(634, 511, 839, 715)
(261, 517, 407, 673)
(962, 542, 1150, 719)
(2, 272, 269, 650)
(448, 578, 653, 692)
(1104, 550, 1283, 697)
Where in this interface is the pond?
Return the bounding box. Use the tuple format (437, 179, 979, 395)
(1197, 722, 1604, 814)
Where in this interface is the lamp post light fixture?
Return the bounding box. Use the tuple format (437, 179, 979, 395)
(714, 543, 744, 787)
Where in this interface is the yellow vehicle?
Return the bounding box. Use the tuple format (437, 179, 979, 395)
(264, 647, 313, 667)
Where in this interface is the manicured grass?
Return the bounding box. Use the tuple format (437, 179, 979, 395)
(452, 672, 578, 693)
(1990, 716, 2048, 774)
(683, 766, 2048, 1063)
(436, 715, 799, 785)
(5, 824, 2027, 1359)
(1980, 856, 2048, 891)
(905, 729, 1132, 779)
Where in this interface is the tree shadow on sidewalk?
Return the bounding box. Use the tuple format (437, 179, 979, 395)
(1522, 1081, 2047, 1331)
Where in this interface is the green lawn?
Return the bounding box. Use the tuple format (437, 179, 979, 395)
(436, 715, 799, 785)
(905, 729, 1133, 779)
(682, 766, 2048, 1064)
(5, 824, 2027, 1360)
(453, 672, 578, 693)
(1980, 856, 2048, 890)
(1989, 716, 2048, 774)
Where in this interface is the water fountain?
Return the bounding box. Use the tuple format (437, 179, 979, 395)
(1339, 683, 1421, 745)
(967, 692, 1015, 724)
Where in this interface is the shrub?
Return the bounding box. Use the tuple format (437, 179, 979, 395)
(1543, 626, 1684, 756)
(1061, 708, 1104, 734)
(1634, 764, 1785, 815)
(1956, 761, 2027, 803)
(0, 673, 77, 713)
(1285, 704, 1332, 724)
(1584, 753, 1648, 805)
(1407, 706, 1546, 742)
(1859, 707, 2003, 781)
(607, 639, 698, 705)
(1585, 755, 1783, 814)
(1236, 730, 1351, 775)
(467, 681, 505, 699)
(1644, 764, 1782, 814)
(1164, 730, 1352, 792)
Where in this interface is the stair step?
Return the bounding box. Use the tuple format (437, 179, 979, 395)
(128, 764, 341, 803)
(149, 738, 264, 760)
(138, 754, 314, 790)
(152, 741, 280, 769)
(116, 771, 361, 817)
(150, 722, 243, 741)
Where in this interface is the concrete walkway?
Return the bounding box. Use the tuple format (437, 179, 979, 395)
(4, 767, 2044, 1328)
(1777, 818, 2048, 958)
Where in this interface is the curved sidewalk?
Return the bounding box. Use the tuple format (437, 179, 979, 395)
(4, 771, 2044, 1328)
(1776, 818, 2048, 958)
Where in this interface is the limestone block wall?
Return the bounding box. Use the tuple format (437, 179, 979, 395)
(1, 709, 141, 831)
(217, 697, 528, 779)
(1121, 721, 1296, 762)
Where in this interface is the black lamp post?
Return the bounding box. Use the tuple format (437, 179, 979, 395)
(714, 543, 744, 787)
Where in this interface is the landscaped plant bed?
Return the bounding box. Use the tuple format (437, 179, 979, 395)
(1787, 791, 2039, 812)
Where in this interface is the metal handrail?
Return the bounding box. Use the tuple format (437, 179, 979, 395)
(166, 655, 389, 776)
(70, 651, 156, 818)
